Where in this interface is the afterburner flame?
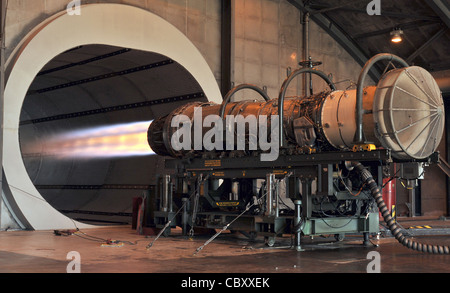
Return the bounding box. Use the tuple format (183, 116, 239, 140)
(44, 120, 154, 159)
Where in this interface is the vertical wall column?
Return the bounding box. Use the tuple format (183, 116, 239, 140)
(446, 99, 450, 216)
(221, 0, 233, 97)
(0, 0, 7, 229)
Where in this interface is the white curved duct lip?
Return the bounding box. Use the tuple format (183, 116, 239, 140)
(4, 4, 222, 230)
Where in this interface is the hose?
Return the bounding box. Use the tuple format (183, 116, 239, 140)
(351, 161, 450, 254)
(353, 53, 409, 144)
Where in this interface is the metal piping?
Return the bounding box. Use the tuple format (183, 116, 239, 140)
(288, 0, 380, 81)
(353, 53, 409, 144)
(302, 12, 310, 96)
(278, 68, 336, 147)
(219, 84, 271, 119)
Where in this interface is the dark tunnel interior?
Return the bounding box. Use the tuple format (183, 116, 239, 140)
(18, 44, 208, 225)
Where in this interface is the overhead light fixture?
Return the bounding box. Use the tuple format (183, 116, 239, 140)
(390, 29, 404, 43)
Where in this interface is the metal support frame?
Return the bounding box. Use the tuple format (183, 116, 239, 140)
(288, 0, 380, 82)
(308, 0, 362, 16)
(301, 177, 313, 218)
(293, 200, 302, 251)
(160, 175, 172, 213)
(426, 0, 450, 28)
(408, 180, 417, 217)
(307, 2, 441, 21)
(353, 20, 440, 40)
(265, 173, 277, 217)
(160, 150, 389, 247)
(406, 27, 447, 63)
(167, 149, 393, 170)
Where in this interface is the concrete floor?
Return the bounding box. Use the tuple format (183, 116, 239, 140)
(0, 219, 449, 274)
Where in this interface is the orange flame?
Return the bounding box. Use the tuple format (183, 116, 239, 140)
(44, 121, 154, 159)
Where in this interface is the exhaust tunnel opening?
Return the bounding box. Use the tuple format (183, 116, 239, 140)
(18, 44, 208, 226)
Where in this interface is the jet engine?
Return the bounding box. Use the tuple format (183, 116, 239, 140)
(145, 54, 449, 254)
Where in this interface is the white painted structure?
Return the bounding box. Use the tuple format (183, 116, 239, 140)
(3, 4, 221, 230)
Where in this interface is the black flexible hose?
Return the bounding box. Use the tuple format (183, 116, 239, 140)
(351, 161, 450, 254)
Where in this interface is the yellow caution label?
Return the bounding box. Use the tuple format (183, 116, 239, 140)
(409, 225, 432, 229)
(273, 170, 288, 175)
(216, 201, 240, 207)
(352, 144, 376, 152)
(205, 160, 221, 167)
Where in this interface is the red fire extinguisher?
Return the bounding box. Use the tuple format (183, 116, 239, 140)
(381, 177, 396, 221)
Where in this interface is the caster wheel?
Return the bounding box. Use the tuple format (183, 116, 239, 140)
(265, 236, 276, 247)
(334, 233, 345, 242)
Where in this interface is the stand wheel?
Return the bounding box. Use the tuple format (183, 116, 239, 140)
(265, 236, 276, 247)
(334, 233, 345, 242)
(248, 231, 257, 241)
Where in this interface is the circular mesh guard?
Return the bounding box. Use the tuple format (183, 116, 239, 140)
(373, 66, 445, 160)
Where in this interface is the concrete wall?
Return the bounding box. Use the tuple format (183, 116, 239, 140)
(5, 0, 222, 85)
(5, 0, 366, 101)
(395, 136, 448, 217)
(232, 0, 366, 101)
(4, 0, 446, 220)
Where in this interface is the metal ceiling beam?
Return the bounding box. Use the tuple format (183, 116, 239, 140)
(309, 3, 441, 21)
(406, 27, 448, 64)
(426, 0, 450, 28)
(287, 0, 381, 81)
(309, 0, 361, 15)
(353, 20, 440, 39)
